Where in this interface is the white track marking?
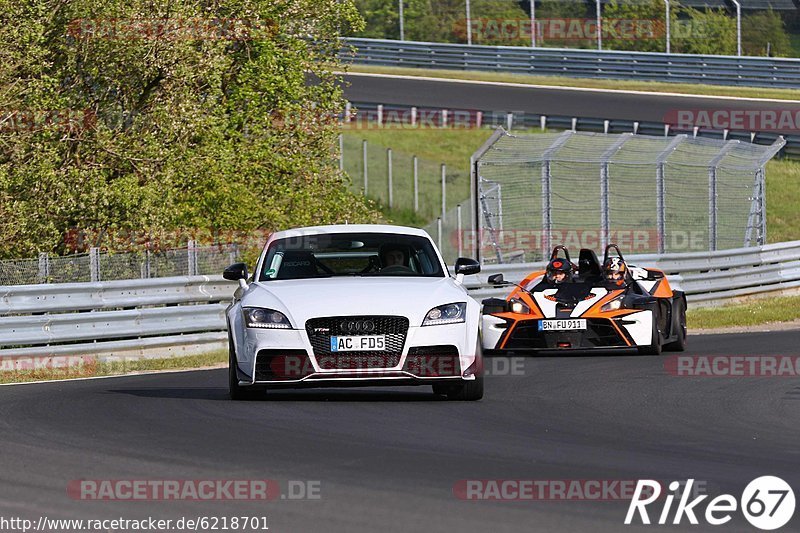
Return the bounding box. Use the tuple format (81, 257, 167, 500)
(340, 71, 800, 104)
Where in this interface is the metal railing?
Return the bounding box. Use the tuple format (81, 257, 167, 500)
(2, 239, 799, 359)
(341, 38, 800, 89)
(344, 102, 800, 159)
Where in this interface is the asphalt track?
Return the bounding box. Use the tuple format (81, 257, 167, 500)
(341, 73, 800, 128)
(1, 330, 799, 532)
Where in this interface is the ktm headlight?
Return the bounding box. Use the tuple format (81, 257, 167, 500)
(600, 296, 624, 312)
(423, 303, 466, 326)
(509, 298, 530, 314)
(243, 308, 292, 329)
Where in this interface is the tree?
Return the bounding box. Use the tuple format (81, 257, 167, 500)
(0, 0, 380, 259)
(742, 10, 791, 57)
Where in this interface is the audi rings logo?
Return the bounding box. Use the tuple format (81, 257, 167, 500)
(339, 320, 376, 334)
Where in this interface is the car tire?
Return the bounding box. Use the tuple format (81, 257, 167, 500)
(433, 339, 484, 401)
(664, 298, 687, 352)
(638, 308, 662, 356)
(228, 337, 265, 401)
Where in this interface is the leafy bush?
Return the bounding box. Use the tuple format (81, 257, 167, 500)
(0, 0, 381, 259)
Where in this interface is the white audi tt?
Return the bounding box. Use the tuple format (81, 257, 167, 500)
(224, 224, 483, 400)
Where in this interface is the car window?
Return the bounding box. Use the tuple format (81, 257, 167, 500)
(259, 232, 445, 281)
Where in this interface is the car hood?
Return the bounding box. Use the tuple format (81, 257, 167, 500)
(241, 276, 469, 328)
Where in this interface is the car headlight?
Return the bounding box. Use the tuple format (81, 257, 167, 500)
(600, 296, 624, 312)
(243, 307, 292, 329)
(509, 298, 530, 314)
(422, 302, 467, 326)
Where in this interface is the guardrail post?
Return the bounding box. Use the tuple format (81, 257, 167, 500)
(37, 253, 49, 283)
(506, 112, 513, 130)
(344, 102, 352, 123)
(411, 106, 417, 127)
(377, 104, 383, 127)
(362, 139, 368, 195)
(413, 155, 419, 213)
(442, 109, 448, 128)
(540, 116, 546, 131)
(387, 148, 393, 208)
(90, 247, 100, 282)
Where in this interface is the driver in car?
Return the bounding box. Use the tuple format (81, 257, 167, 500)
(379, 244, 410, 270)
(603, 256, 629, 286)
(545, 258, 573, 285)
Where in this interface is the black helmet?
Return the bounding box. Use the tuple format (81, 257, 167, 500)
(546, 258, 572, 284)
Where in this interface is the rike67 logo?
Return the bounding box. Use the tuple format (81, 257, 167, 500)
(625, 477, 795, 530)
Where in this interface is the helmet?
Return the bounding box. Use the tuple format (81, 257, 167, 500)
(546, 258, 572, 284)
(603, 256, 627, 283)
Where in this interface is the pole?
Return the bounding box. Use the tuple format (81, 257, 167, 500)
(399, 0, 404, 41)
(735, 0, 742, 56)
(413, 155, 419, 213)
(466, 0, 472, 45)
(441, 163, 447, 222)
(596, 0, 602, 51)
(530, 0, 536, 47)
(387, 148, 393, 209)
(338, 133, 343, 172)
(457, 204, 463, 257)
(664, 0, 670, 54)
(362, 139, 368, 195)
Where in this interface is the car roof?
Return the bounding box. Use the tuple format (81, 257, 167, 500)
(268, 224, 431, 241)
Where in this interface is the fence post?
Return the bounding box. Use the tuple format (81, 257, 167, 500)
(377, 104, 383, 127)
(599, 134, 632, 249)
(387, 148, 393, 209)
(437, 217, 443, 253)
(344, 101, 352, 123)
(413, 155, 419, 213)
(90, 247, 100, 282)
(338, 134, 344, 172)
(188, 240, 198, 276)
(457, 204, 463, 257)
(708, 140, 738, 251)
(362, 139, 368, 195)
(441, 163, 447, 223)
(541, 131, 573, 257)
(655, 135, 686, 253)
(38, 253, 50, 283)
(143, 249, 151, 279)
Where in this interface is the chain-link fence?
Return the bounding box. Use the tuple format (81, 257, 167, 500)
(0, 243, 241, 286)
(462, 129, 784, 264)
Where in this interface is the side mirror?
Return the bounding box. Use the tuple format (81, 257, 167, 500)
(455, 257, 481, 276)
(223, 262, 249, 281)
(488, 273, 504, 285)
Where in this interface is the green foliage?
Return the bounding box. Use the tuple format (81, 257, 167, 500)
(672, 7, 736, 55)
(0, 0, 380, 259)
(603, 0, 665, 53)
(742, 10, 791, 57)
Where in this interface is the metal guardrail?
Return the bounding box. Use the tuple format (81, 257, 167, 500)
(2, 240, 800, 359)
(342, 38, 800, 89)
(345, 101, 800, 159)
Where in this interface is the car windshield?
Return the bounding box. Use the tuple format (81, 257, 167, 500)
(258, 232, 445, 281)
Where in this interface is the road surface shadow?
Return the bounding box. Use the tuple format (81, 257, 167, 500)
(110, 387, 445, 402)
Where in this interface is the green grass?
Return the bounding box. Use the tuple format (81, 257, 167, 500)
(688, 294, 800, 330)
(347, 65, 800, 101)
(0, 350, 226, 384)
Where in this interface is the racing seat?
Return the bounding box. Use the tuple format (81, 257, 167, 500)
(577, 248, 602, 282)
(276, 251, 319, 279)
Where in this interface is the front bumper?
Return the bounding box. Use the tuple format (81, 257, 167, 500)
(482, 313, 650, 353)
(235, 322, 479, 386)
